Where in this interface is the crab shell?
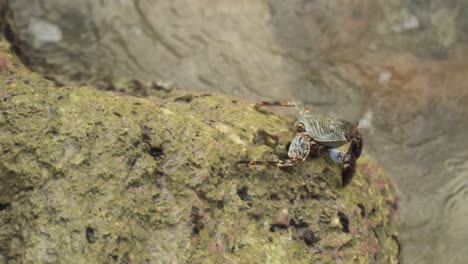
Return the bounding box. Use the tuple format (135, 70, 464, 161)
(297, 112, 355, 148)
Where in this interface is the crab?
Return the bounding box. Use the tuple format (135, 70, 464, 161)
(238, 101, 363, 186)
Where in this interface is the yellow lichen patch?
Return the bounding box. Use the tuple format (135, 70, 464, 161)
(215, 122, 246, 148)
(160, 108, 175, 116)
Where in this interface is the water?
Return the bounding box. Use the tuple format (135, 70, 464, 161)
(6, 0, 468, 262)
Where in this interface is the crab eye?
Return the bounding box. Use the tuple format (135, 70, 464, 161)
(287, 133, 310, 161)
(295, 123, 306, 133)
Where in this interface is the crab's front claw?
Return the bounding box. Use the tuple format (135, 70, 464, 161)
(328, 149, 356, 187)
(347, 124, 363, 159)
(341, 154, 356, 187)
(350, 132, 363, 159)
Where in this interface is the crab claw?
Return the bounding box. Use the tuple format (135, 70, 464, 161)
(341, 154, 356, 187)
(287, 132, 312, 162)
(348, 123, 363, 159)
(350, 131, 363, 159)
(327, 149, 357, 187)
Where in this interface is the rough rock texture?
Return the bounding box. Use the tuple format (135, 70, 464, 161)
(0, 37, 399, 263)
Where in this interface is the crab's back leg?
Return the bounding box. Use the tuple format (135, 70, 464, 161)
(254, 101, 310, 113)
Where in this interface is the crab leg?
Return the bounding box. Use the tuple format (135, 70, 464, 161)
(238, 158, 300, 168)
(254, 101, 309, 112)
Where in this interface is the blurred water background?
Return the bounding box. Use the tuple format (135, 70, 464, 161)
(5, 0, 468, 263)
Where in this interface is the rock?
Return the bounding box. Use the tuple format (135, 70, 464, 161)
(0, 36, 399, 263)
(431, 8, 457, 48)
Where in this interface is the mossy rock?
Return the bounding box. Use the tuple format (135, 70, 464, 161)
(0, 36, 399, 263)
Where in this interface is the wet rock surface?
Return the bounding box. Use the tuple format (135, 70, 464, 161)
(0, 37, 399, 263)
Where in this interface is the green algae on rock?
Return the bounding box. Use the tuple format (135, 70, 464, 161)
(0, 36, 399, 263)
